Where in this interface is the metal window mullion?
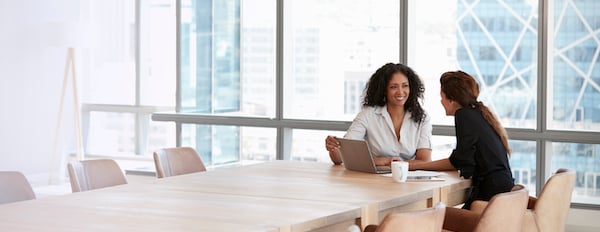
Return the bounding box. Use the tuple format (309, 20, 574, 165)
(399, 0, 408, 64)
(210, 1, 216, 115)
(537, 0, 551, 196)
(276, 0, 285, 160)
(135, 0, 143, 155)
(81, 103, 173, 113)
(137, 113, 148, 155)
(176, 0, 182, 113)
(175, 0, 182, 147)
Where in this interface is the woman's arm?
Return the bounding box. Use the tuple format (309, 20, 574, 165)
(406, 148, 432, 164)
(408, 158, 455, 171)
(449, 109, 478, 178)
(403, 114, 433, 165)
(373, 157, 400, 166)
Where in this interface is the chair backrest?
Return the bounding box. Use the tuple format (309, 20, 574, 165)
(525, 168, 576, 232)
(374, 203, 446, 232)
(153, 147, 207, 178)
(474, 185, 529, 232)
(67, 159, 128, 192)
(0, 171, 36, 204)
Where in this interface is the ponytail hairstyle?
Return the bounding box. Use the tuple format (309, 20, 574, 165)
(440, 71, 511, 154)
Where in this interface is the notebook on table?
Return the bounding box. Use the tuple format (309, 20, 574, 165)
(336, 138, 391, 174)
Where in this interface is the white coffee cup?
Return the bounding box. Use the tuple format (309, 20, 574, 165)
(391, 161, 409, 182)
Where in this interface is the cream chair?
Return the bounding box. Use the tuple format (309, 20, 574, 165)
(363, 203, 446, 232)
(67, 159, 128, 193)
(0, 171, 36, 204)
(470, 169, 576, 232)
(153, 147, 207, 178)
(521, 169, 575, 232)
(443, 185, 529, 232)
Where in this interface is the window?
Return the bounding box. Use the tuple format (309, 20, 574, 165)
(290, 130, 345, 163)
(550, 0, 600, 131)
(82, 0, 176, 157)
(282, 0, 400, 121)
(406, 0, 599, 206)
(479, 46, 497, 61)
(149, 0, 600, 207)
(180, 0, 275, 117)
(409, 0, 537, 128)
(550, 142, 600, 204)
(181, 124, 276, 165)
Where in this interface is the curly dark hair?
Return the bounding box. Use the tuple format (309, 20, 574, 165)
(362, 63, 426, 123)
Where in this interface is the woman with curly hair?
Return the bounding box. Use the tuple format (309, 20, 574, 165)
(325, 63, 432, 166)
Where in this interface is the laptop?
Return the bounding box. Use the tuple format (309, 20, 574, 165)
(336, 138, 391, 174)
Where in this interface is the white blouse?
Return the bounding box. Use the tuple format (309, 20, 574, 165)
(344, 106, 432, 160)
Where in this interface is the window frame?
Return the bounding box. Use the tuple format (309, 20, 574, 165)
(148, 0, 600, 209)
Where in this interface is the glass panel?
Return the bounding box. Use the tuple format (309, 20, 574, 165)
(550, 0, 600, 131)
(140, 0, 176, 106)
(290, 130, 345, 163)
(509, 140, 537, 196)
(551, 142, 600, 204)
(86, 112, 135, 155)
(179, 0, 276, 117)
(82, 0, 136, 105)
(240, 0, 277, 117)
(181, 124, 276, 165)
(283, 0, 400, 120)
(431, 135, 456, 161)
(145, 120, 176, 156)
(240, 127, 276, 162)
(410, 0, 538, 128)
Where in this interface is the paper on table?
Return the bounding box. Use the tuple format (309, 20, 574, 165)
(408, 170, 444, 177)
(381, 170, 445, 181)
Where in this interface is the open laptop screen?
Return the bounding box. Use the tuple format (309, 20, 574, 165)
(336, 138, 391, 174)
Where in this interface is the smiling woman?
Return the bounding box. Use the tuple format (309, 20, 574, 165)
(325, 63, 433, 166)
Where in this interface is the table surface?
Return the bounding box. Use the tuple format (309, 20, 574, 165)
(0, 160, 470, 232)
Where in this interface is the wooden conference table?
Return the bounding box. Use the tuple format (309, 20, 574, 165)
(0, 161, 471, 232)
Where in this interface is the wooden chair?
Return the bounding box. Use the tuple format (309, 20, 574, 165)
(67, 159, 128, 192)
(0, 171, 36, 204)
(153, 147, 207, 178)
(443, 185, 529, 232)
(363, 203, 446, 232)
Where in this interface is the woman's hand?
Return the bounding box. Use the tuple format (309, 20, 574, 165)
(373, 157, 401, 166)
(325, 136, 343, 165)
(325, 135, 340, 151)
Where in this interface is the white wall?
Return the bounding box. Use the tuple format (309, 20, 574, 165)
(0, 0, 82, 178)
(567, 208, 600, 231)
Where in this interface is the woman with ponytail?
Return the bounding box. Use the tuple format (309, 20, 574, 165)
(410, 70, 514, 210)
